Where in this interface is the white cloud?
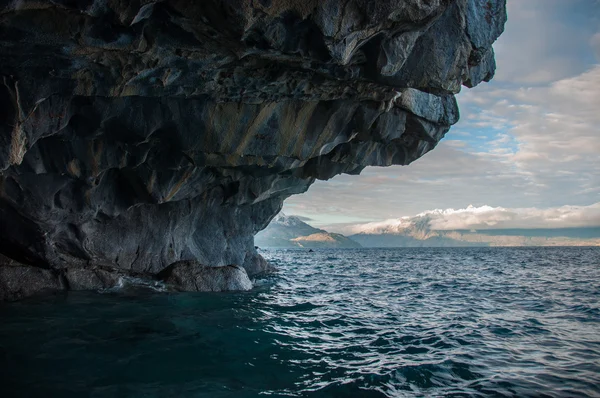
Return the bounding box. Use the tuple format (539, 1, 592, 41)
(492, 0, 599, 84)
(460, 64, 600, 198)
(332, 203, 600, 234)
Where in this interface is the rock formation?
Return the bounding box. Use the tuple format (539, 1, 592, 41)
(0, 0, 506, 299)
(158, 261, 253, 292)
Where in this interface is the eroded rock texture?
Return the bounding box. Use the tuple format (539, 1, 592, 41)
(0, 0, 506, 298)
(158, 261, 253, 292)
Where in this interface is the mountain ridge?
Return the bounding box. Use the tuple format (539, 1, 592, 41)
(263, 203, 600, 248)
(349, 220, 600, 248)
(255, 214, 361, 248)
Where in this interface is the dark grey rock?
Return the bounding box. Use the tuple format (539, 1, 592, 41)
(242, 251, 275, 276)
(0, 0, 506, 299)
(465, 0, 508, 51)
(0, 255, 66, 301)
(158, 261, 253, 292)
(63, 268, 123, 291)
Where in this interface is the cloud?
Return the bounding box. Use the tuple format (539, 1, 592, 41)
(329, 203, 600, 235)
(459, 64, 600, 199)
(492, 0, 600, 84)
(293, 215, 314, 222)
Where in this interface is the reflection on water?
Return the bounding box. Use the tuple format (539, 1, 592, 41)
(1, 247, 599, 397)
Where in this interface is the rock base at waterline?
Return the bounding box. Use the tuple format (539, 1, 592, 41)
(0, 254, 253, 301)
(158, 261, 253, 292)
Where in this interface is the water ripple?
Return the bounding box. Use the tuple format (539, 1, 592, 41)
(0, 247, 599, 397)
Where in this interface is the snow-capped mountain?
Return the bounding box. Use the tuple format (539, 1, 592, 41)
(255, 213, 361, 248)
(347, 204, 600, 247)
(349, 203, 600, 235)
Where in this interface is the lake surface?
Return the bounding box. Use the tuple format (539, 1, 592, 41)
(1, 247, 599, 397)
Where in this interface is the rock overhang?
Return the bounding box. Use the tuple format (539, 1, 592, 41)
(0, 0, 507, 299)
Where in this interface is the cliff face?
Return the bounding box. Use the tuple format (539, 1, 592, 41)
(0, 0, 506, 297)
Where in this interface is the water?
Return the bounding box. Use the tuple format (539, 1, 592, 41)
(1, 247, 599, 397)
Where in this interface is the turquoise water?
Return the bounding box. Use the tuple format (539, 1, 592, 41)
(1, 247, 599, 397)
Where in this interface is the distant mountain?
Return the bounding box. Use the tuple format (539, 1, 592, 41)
(350, 216, 485, 247)
(350, 233, 486, 247)
(290, 232, 361, 248)
(349, 215, 600, 247)
(257, 207, 600, 249)
(255, 213, 361, 248)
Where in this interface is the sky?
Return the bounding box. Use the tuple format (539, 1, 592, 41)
(282, 0, 600, 231)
